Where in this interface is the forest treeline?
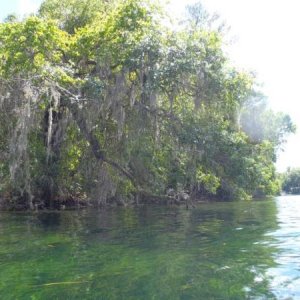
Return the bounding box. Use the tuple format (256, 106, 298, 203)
(0, 0, 295, 209)
(281, 168, 300, 194)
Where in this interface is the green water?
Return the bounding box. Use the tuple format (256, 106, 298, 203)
(0, 196, 299, 299)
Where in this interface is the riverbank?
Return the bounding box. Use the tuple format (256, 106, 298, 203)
(0, 191, 214, 211)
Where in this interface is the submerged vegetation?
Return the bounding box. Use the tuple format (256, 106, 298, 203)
(0, 0, 295, 209)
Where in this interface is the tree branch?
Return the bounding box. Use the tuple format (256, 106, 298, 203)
(57, 85, 137, 187)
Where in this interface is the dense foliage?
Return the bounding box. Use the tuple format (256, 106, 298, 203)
(281, 168, 300, 194)
(0, 0, 295, 209)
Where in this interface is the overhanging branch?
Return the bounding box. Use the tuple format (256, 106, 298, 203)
(57, 85, 137, 187)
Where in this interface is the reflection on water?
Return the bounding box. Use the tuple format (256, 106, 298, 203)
(0, 197, 299, 299)
(267, 196, 300, 299)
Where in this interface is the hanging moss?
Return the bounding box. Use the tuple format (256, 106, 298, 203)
(0, 1, 295, 209)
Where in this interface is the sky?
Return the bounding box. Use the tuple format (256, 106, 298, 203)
(1, 0, 300, 172)
(0, 0, 41, 19)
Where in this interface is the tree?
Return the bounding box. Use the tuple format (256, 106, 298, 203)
(282, 168, 300, 194)
(0, 0, 295, 209)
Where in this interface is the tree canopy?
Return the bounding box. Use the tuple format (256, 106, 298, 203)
(282, 168, 300, 194)
(0, 0, 295, 209)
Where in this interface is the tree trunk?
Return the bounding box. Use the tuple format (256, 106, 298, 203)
(64, 99, 137, 187)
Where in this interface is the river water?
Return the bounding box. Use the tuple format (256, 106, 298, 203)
(0, 196, 299, 299)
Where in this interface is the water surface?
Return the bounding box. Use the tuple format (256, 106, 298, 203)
(0, 196, 299, 299)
